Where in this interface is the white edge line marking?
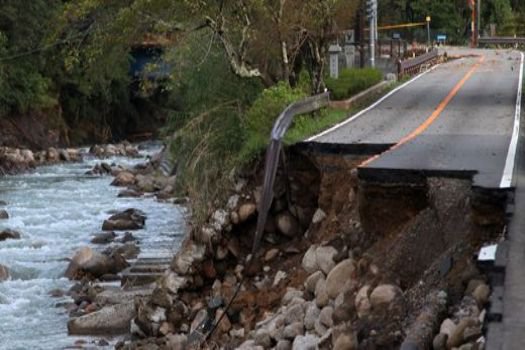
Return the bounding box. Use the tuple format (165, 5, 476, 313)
(500, 51, 524, 189)
(306, 64, 441, 142)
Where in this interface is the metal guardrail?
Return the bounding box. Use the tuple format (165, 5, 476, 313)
(398, 48, 439, 77)
(194, 92, 330, 345)
(479, 37, 525, 45)
(252, 92, 330, 254)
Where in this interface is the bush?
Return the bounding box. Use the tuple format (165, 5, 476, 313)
(326, 68, 383, 100)
(238, 82, 306, 164)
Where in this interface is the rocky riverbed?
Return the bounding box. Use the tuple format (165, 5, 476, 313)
(0, 142, 185, 349)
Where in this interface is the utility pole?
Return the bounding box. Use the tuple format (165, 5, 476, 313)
(426, 16, 431, 47)
(476, 0, 481, 39)
(366, 0, 377, 67)
(470, 0, 478, 47)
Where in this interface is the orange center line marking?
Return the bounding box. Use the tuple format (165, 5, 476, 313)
(360, 55, 485, 167)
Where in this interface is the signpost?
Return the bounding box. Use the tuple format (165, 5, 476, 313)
(366, 0, 377, 67)
(426, 16, 431, 46)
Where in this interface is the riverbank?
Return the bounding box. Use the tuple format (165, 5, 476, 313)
(0, 142, 185, 349)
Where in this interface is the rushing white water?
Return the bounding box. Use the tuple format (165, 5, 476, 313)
(0, 147, 186, 350)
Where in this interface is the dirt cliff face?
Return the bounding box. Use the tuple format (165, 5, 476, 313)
(120, 146, 505, 350)
(0, 111, 62, 149)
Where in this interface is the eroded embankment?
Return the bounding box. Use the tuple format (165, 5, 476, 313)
(120, 146, 505, 350)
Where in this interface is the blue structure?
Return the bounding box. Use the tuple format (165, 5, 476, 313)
(130, 46, 171, 80)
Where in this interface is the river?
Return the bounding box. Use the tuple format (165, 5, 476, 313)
(0, 147, 185, 349)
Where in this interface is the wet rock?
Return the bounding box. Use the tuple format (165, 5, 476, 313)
(440, 318, 456, 337)
(68, 302, 135, 335)
(0, 200, 6, 206)
(166, 334, 187, 350)
(150, 288, 172, 309)
(171, 242, 206, 275)
(355, 285, 371, 318)
(238, 340, 264, 350)
(118, 232, 137, 243)
(283, 322, 304, 339)
(305, 271, 325, 293)
(190, 309, 208, 334)
(276, 340, 292, 350)
(302, 246, 319, 274)
(158, 321, 175, 336)
(21, 149, 35, 164)
(446, 318, 479, 348)
(91, 232, 116, 244)
(325, 259, 356, 299)
(471, 283, 490, 306)
(282, 288, 304, 305)
(273, 270, 288, 287)
(0, 210, 9, 219)
(47, 147, 60, 162)
(102, 208, 146, 231)
(285, 303, 305, 325)
(255, 329, 272, 347)
(316, 246, 337, 275)
(58, 149, 70, 162)
(432, 333, 448, 350)
(315, 278, 330, 308)
(161, 271, 188, 294)
(369, 284, 403, 308)
(211, 209, 230, 231)
(465, 279, 485, 296)
(111, 171, 136, 187)
(118, 189, 142, 198)
(0, 229, 21, 241)
(230, 327, 245, 338)
(463, 325, 482, 343)
(104, 243, 140, 259)
(238, 203, 257, 223)
(215, 308, 232, 334)
(333, 333, 358, 350)
(276, 211, 300, 237)
(319, 306, 334, 328)
(64, 247, 127, 280)
(292, 334, 319, 350)
(0, 264, 9, 281)
(312, 208, 327, 224)
(265, 248, 280, 262)
(304, 303, 321, 330)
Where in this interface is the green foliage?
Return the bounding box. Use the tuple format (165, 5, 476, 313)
(238, 82, 307, 164)
(0, 0, 60, 116)
(325, 68, 383, 101)
(164, 32, 262, 224)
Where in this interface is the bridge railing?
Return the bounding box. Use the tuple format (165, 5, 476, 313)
(479, 37, 525, 46)
(398, 48, 439, 78)
(251, 92, 330, 254)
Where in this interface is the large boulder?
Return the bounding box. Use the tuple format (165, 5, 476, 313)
(90, 232, 116, 244)
(46, 147, 60, 162)
(102, 208, 146, 231)
(68, 302, 135, 335)
(0, 229, 21, 241)
(111, 171, 136, 187)
(64, 247, 128, 280)
(325, 259, 356, 299)
(0, 210, 9, 219)
(369, 284, 403, 308)
(238, 203, 257, 223)
(276, 211, 300, 237)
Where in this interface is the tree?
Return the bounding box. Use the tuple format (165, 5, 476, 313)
(0, 0, 61, 116)
(55, 0, 360, 94)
